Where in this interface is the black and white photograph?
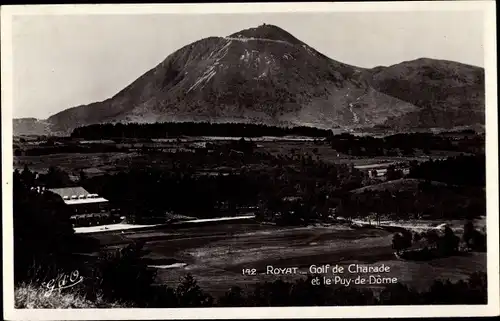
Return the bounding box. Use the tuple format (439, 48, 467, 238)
(2, 2, 499, 319)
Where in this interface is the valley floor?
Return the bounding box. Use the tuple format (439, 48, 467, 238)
(89, 219, 486, 297)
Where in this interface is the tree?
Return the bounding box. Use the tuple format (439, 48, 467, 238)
(386, 165, 403, 181)
(439, 226, 460, 255)
(469, 229, 487, 252)
(43, 166, 72, 188)
(379, 283, 421, 305)
(21, 164, 35, 187)
(462, 221, 475, 249)
(79, 169, 87, 184)
(413, 232, 423, 243)
(424, 230, 440, 249)
(14, 169, 21, 182)
(250, 279, 293, 306)
(91, 241, 157, 306)
(392, 232, 412, 254)
(175, 274, 213, 307)
(13, 173, 75, 283)
(402, 146, 415, 156)
(218, 286, 247, 306)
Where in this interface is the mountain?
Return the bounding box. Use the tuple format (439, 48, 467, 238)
(369, 58, 485, 130)
(14, 24, 485, 136)
(13, 118, 53, 136)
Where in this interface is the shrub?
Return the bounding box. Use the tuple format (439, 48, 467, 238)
(463, 221, 487, 252)
(217, 286, 248, 307)
(463, 221, 475, 246)
(438, 226, 460, 256)
(249, 279, 293, 306)
(145, 285, 178, 308)
(288, 275, 334, 305)
(329, 286, 378, 305)
(85, 241, 157, 307)
(378, 283, 422, 305)
(175, 274, 214, 307)
(470, 230, 487, 252)
(392, 231, 412, 253)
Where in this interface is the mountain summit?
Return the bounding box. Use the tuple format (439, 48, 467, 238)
(228, 24, 305, 45)
(15, 24, 484, 136)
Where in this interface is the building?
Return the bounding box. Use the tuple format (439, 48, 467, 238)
(356, 163, 410, 179)
(49, 186, 109, 214)
(48, 186, 119, 226)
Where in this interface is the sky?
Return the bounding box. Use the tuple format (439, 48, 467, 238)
(11, 10, 484, 119)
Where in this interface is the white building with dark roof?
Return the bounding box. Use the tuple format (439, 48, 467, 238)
(48, 187, 111, 222)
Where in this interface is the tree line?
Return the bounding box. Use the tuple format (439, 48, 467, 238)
(70, 122, 332, 139)
(391, 223, 486, 260)
(343, 180, 485, 221)
(340, 154, 486, 221)
(16, 148, 485, 225)
(18, 138, 364, 224)
(79, 152, 362, 224)
(327, 132, 484, 156)
(408, 154, 485, 187)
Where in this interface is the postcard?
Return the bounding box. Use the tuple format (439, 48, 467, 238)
(2, 1, 498, 319)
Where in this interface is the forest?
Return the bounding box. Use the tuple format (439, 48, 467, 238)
(17, 142, 486, 225)
(70, 122, 332, 139)
(327, 131, 484, 156)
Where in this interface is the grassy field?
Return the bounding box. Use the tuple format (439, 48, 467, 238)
(14, 152, 137, 175)
(90, 220, 486, 297)
(351, 178, 447, 194)
(13, 138, 455, 176)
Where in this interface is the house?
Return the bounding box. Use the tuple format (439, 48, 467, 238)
(358, 163, 410, 179)
(48, 186, 119, 226)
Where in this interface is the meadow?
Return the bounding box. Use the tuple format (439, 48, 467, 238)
(13, 137, 456, 176)
(88, 219, 486, 297)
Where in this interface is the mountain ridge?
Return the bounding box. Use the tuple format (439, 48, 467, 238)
(13, 24, 485, 136)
